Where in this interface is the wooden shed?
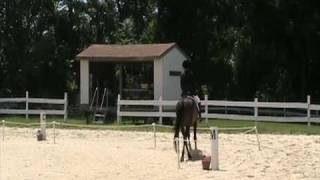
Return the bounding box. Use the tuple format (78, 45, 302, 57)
(76, 43, 188, 106)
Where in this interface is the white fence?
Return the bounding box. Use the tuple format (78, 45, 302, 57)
(117, 94, 320, 125)
(0, 91, 68, 120)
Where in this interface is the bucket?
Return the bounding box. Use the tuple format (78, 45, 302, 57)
(37, 130, 44, 141)
(202, 155, 211, 170)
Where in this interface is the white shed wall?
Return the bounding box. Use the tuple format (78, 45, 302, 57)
(161, 47, 186, 100)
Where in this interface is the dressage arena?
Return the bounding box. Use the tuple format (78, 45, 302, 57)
(1, 127, 320, 180)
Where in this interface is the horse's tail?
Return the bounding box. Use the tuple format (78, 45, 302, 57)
(174, 99, 184, 135)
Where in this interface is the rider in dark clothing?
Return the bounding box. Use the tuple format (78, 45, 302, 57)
(180, 60, 201, 118)
(181, 64, 196, 97)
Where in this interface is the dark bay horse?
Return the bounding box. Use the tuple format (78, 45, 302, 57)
(174, 96, 199, 161)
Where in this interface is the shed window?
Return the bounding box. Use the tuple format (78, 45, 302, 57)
(169, 71, 181, 76)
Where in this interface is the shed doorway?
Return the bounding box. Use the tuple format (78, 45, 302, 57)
(89, 62, 154, 108)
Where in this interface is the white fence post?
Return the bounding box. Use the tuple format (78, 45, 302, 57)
(307, 95, 311, 126)
(254, 98, 258, 126)
(117, 94, 121, 124)
(25, 91, 29, 119)
(210, 127, 219, 170)
(205, 95, 208, 125)
(159, 96, 163, 124)
(64, 92, 68, 120)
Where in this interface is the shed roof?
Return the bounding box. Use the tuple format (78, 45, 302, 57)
(76, 43, 185, 62)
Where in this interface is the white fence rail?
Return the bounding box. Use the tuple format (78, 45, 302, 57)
(117, 94, 320, 125)
(0, 91, 68, 120)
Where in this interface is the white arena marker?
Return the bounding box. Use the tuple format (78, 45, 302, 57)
(53, 121, 56, 144)
(152, 123, 156, 148)
(40, 112, 47, 140)
(210, 127, 219, 170)
(175, 137, 180, 169)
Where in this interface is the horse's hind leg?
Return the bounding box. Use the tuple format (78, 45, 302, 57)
(180, 127, 185, 161)
(186, 126, 192, 150)
(173, 126, 180, 153)
(181, 128, 192, 161)
(194, 122, 198, 150)
(174, 104, 182, 152)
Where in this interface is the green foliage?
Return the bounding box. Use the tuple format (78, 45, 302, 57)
(157, 0, 320, 101)
(114, 18, 138, 44)
(0, 0, 320, 102)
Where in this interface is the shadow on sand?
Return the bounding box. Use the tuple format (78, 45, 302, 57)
(189, 149, 204, 161)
